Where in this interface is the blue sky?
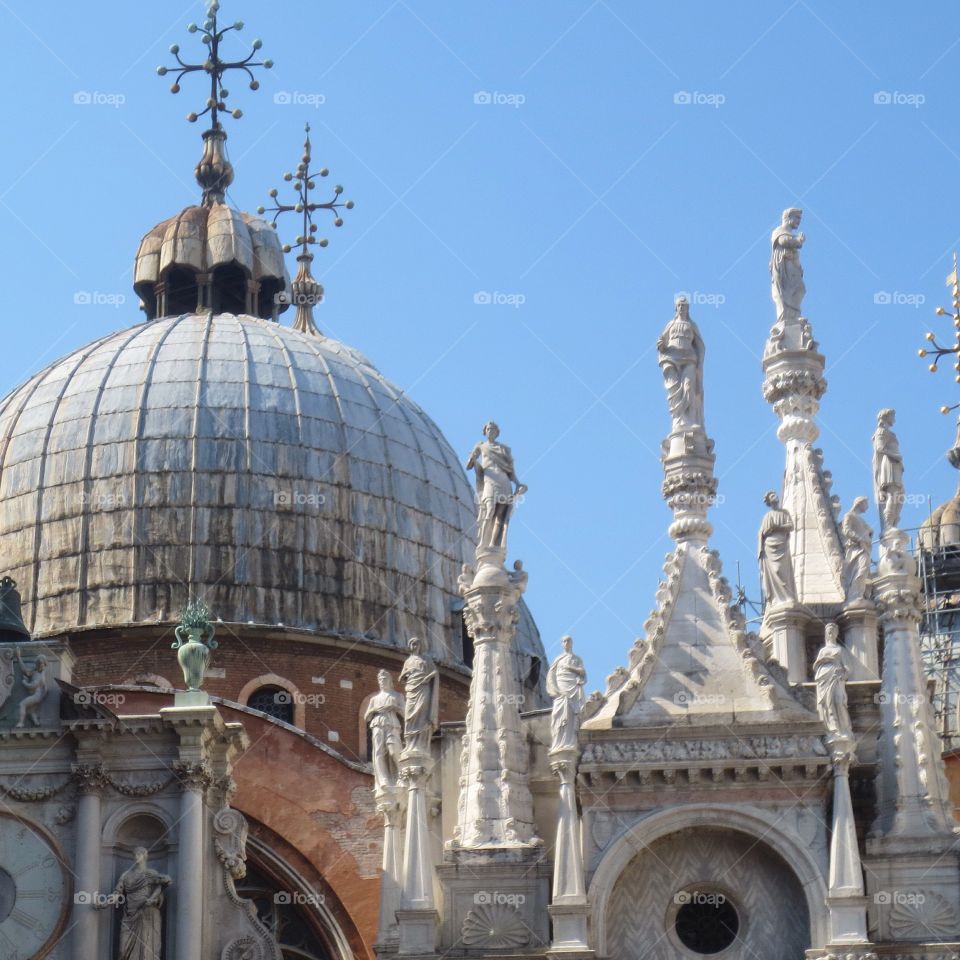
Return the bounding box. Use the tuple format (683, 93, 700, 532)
(1, 0, 958, 688)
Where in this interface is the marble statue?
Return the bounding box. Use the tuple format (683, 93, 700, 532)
(14, 647, 48, 728)
(841, 497, 873, 603)
(546, 635, 587, 754)
(758, 491, 798, 607)
(657, 297, 705, 431)
(97, 847, 171, 960)
(770, 207, 806, 326)
(813, 623, 853, 744)
(365, 670, 404, 792)
(873, 409, 904, 532)
(465, 422, 527, 554)
(399, 637, 439, 758)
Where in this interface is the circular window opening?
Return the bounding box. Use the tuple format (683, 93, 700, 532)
(674, 891, 739, 955)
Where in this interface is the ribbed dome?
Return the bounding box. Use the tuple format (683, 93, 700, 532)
(0, 314, 495, 665)
(920, 486, 960, 550)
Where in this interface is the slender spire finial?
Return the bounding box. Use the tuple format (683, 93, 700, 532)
(157, 1, 274, 205)
(258, 124, 354, 335)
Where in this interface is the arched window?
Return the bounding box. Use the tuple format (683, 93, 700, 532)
(247, 685, 294, 724)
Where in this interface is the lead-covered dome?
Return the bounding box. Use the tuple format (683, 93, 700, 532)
(0, 313, 485, 663)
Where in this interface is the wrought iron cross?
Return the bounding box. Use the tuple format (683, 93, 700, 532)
(157, 0, 273, 131)
(258, 124, 354, 335)
(920, 253, 960, 414)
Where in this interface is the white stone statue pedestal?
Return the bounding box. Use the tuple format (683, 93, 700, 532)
(397, 756, 438, 956)
(826, 896, 871, 945)
(761, 604, 809, 683)
(839, 603, 879, 681)
(548, 902, 592, 957)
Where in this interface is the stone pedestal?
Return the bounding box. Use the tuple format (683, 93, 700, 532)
(826, 751, 869, 944)
(398, 758, 437, 955)
(548, 902, 592, 957)
(375, 788, 403, 952)
(438, 847, 551, 952)
(839, 603, 880, 682)
(762, 604, 808, 683)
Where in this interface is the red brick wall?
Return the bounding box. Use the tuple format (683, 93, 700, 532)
(69, 626, 471, 763)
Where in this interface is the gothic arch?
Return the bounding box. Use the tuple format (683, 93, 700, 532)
(588, 803, 829, 956)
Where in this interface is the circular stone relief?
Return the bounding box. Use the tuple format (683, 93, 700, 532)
(673, 888, 739, 955)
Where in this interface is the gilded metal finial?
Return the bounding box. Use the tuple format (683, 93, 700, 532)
(157, 1, 274, 205)
(258, 123, 354, 335)
(920, 253, 960, 414)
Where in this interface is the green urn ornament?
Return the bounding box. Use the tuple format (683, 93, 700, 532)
(172, 600, 218, 691)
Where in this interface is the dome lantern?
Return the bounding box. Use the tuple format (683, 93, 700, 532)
(138, 1, 286, 321)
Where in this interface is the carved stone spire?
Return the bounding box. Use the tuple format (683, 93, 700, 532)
(586, 299, 809, 728)
(762, 210, 845, 606)
(451, 424, 538, 849)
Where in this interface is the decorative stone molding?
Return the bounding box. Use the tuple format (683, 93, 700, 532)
(173, 760, 214, 791)
(213, 807, 249, 881)
(581, 733, 827, 765)
(222, 936, 264, 960)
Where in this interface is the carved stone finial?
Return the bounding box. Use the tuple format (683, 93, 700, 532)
(398, 638, 438, 760)
(770, 207, 805, 328)
(841, 496, 873, 603)
(758, 491, 798, 610)
(365, 669, 404, 793)
(545, 636, 586, 756)
(873, 408, 905, 535)
(465, 422, 527, 571)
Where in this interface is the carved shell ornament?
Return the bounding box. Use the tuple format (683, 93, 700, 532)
(887, 891, 959, 941)
(461, 902, 531, 949)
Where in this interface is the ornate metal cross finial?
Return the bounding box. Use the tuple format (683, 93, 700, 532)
(258, 123, 354, 336)
(157, 1, 273, 205)
(920, 253, 960, 414)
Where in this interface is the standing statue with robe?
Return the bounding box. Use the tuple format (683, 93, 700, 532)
(465, 422, 527, 555)
(841, 496, 873, 603)
(546, 635, 587, 754)
(770, 207, 806, 326)
(399, 637, 439, 758)
(365, 670, 405, 792)
(873, 408, 905, 533)
(814, 622, 853, 744)
(97, 847, 171, 960)
(758, 491, 798, 608)
(657, 297, 705, 431)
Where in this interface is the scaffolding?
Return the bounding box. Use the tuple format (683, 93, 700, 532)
(918, 533, 960, 749)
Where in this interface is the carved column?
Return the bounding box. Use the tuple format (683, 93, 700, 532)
(451, 566, 538, 849)
(397, 761, 438, 954)
(174, 761, 212, 960)
(866, 539, 960, 941)
(548, 752, 590, 954)
(838, 603, 880, 681)
(375, 788, 403, 950)
(825, 744, 869, 944)
(71, 763, 107, 960)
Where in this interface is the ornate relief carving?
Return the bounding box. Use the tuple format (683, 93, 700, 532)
(581, 734, 827, 766)
(222, 936, 263, 960)
(888, 890, 959, 942)
(214, 807, 249, 881)
(461, 902, 531, 949)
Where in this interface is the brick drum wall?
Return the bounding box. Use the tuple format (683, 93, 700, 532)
(69, 625, 471, 763)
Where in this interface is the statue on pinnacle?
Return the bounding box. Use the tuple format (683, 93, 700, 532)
(466, 421, 527, 561)
(770, 207, 806, 328)
(657, 296, 705, 432)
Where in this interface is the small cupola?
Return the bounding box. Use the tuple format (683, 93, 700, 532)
(135, 1, 289, 321)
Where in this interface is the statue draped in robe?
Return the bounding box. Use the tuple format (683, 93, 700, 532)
(100, 847, 171, 960)
(657, 297, 705, 431)
(546, 636, 587, 754)
(770, 207, 806, 326)
(399, 637, 439, 758)
(873, 408, 904, 533)
(841, 496, 873, 602)
(365, 670, 404, 792)
(465, 421, 527, 555)
(814, 622, 853, 744)
(758, 491, 797, 607)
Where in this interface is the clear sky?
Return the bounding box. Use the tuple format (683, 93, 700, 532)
(1, 0, 957, 688)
